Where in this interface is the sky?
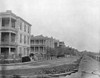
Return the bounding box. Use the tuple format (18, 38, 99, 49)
(0, 0, 100, 52)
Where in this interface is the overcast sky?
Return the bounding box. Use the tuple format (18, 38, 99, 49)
(0, 0, 100, 52)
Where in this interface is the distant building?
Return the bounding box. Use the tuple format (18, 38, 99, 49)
(30, 35, 60, 55)
(59, 41, 66, 48)
(30, 35, 47, 55)
(45, 37, 60, 48)
(0, 10, 31, 59)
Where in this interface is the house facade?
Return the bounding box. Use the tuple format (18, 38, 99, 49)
(30, 35, 61, 56)
(0, 10, 31, 59)
(30, 35, 47, 55)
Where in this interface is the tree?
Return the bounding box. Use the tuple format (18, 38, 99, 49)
(45, 47, 56, 59)
(55, 47, 65, 58)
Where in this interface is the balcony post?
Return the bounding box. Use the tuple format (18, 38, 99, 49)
(0, 33, 1, 43)
(34, 47, 36, 52)
(9, 33, 11, 43)
(9, 16, 11, 28)
(9, 47, 11, 56)
(38, 46, 40, 52)
(43, 47, 44, 53)
(42, 40, 44, 45)
(43, 40, 45, 45)
(15, 47, 17, 58)
(33, 47, 35, 53)
(0, 47, 1, 55)
(13, 33, 16, 43)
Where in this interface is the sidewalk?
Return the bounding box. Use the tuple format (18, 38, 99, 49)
(0, 64, 49, 70)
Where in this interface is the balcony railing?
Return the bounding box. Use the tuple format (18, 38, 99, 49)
(31, 42, 45, 45)
(1, 41, 17, 45)
(1, 26, 17, 32)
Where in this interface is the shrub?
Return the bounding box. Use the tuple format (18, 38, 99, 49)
(0, 59, 21, 64)
(22, 56, 31, 62)
(12, 75, 21, 78)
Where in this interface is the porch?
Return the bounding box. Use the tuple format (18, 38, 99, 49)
(0, 47, 16, 59)
(1, 32, 16, 45)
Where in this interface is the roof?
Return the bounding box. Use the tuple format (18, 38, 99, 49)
(31, 35, 48, 40)
(31, 35, 60, 43)
(0, 10, 32, 26)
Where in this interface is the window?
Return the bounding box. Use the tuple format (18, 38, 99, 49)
(20, 22, 22, 30)
(31, 40, 34, 44)
(20, 34, 22, 43)
(24, 48, 26, 55)
(11, 18, 16, 28)
(11, 33, 16, 42)
(24, 24, 26, 32)
(28, 36, 30, 44)
(24, 35, 26, 44)
(27, 48, 29, 55)
(1, 32, 9, 42)
(28, 26, 30, 33)
(2, 17, 10, 27)
(36, 40, 39, 44)
(35, 47, 38, 52)
(27, 36, 29, 45)
(40, 47, 43, 52)
(19, 47, 22, 54)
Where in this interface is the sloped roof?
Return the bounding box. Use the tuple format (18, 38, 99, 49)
(0, 10, 31, 26)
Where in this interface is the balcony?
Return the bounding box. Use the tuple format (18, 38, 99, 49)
(0, 47, 16, 59)
(1, 32, 17, 46)
(1, 27, 17, 33)
(1, 17, 17, 33)
(31, 40, 46, 46)
(1, 41, 17, 46)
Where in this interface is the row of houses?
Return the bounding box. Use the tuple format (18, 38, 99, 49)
(0, 10, 65, 59)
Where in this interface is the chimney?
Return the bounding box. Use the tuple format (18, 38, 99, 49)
(6, 10, 12, 13)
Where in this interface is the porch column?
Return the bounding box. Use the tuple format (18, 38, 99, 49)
(43, 47, 44, 53)
(0, 47, 1, 55)
(38, 47, 40, 52)
(33, 47, 35, 53)
(9, 33, 11, 43)
(15, 47, 17, 56)
(0, 32, 1, 43)
(43, 40, 45, 45)
(39, 40, 40, 45)
(9, 47, 11, 54)
(43, 47, 46, 53)
(36, 47, 38, 52)
(9, 16, 11, 27)
(27, 47, 29, 56)
(34, 47, 35, 52)
(42, 47, 43, 52)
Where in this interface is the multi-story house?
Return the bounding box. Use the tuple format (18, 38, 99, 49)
(30, 35, 47, 55)
(30, 35, 60, 56)
(59, 41, 66, 48)
(0, 10, 31, 59)
(45, 37, 60, 48)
